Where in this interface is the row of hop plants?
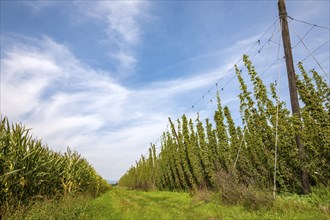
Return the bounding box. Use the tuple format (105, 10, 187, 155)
(0, 117, 110, 213)
(119, 55, 330, 196)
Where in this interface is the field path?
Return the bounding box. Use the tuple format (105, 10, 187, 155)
(82, 187, 238, 219)
(81, 187, 329, 220)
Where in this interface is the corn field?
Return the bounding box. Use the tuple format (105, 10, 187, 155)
(0, 117, 110, 213)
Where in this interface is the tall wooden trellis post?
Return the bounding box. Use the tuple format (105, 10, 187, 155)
(278, 0, 310, 194)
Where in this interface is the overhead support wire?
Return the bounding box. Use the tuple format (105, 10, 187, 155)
(269, 39, 282, 46)
(291, 27, 329, 80)
(186, 19, 279, 115)
(143, 21, 280, 156)
(128, 14, 330, 175)
(195, 26, 283, 117)
(288, 15, 330, 30)
(145, 14, 330, 161)
(299, 39, 330, 63)
(291, 25, 315, 49)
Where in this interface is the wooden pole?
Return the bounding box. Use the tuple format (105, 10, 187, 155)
(278, 0, 310, 194)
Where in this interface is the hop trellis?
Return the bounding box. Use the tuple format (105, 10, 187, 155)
(119, 56, 330, 194)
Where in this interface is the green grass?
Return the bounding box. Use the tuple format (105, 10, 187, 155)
(83, 187, 329, 220)
(6, 187, 330, 220)
(4, 193, 93, 220)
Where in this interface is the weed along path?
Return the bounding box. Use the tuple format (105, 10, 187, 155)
(81, 187, 329, 220)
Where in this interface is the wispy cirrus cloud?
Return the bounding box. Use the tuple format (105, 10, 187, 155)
(2, 11, 308, 180)
(2, 1, 328, 181)
(1, 34, 257, 179)
(74, 1, 150, 78)
(22, 1, 59, 12)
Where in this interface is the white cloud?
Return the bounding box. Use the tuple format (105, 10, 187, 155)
(76, 1, 147, 45)
(23, 1, 59, 12)
(113, 50, 137, 74)
(103, 2, 144, 46)
(3, 0, 328, 181)
(1, 26, 282, 180)
(74, 1, 150, 77)
(1, 37, 231, 179)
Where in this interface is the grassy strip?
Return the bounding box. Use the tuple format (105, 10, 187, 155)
(5, 187, 330, 219)
(4, 193, 92, 220)
(84, 187, 329, 220)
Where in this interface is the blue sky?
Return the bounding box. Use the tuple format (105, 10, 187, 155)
(1, 1, 329, 180)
